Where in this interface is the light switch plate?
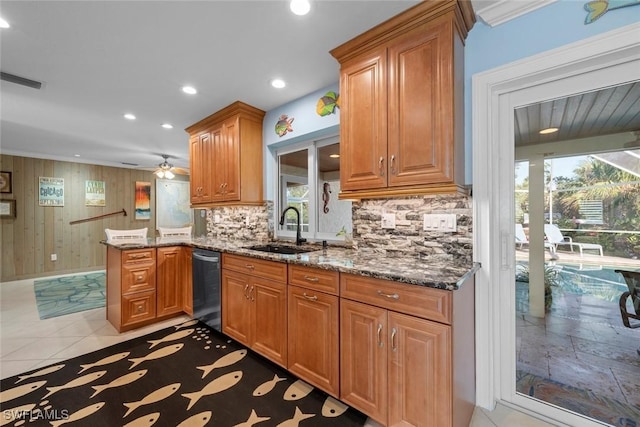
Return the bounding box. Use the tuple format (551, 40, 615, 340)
(423, 214, 456, 232)
(381, 213, 396, 229)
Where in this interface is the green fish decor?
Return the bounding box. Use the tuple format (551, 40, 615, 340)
(275, 114, 294, 137)
(316, 91, 340, 116)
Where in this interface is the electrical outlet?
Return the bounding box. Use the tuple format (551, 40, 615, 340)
(381, 213, 396, 229)
(50, 254, 57, 261)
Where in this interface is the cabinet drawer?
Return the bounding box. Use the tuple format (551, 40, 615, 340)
(122, 290, 156, 326)
(340, 273, 451, 324)
(122, 263, 155, 294)
(222, 254, 287, 282)
(289, 265, 339, 295)
(122, 249, 155, 264)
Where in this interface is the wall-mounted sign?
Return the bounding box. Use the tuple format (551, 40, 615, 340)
(85, 180, 106, 206)
(39, 177, 64, 206)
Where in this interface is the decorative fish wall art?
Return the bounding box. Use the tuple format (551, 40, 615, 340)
(275, 114, 295, 137)
(585, 0, 640, 23)
(316, 91, 340, 116)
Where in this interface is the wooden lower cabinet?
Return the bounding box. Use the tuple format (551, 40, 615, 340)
(341, 299, 452, 426)
(107, 245, 192, 333)
(221, 255, 287, 368)
(287, 284, 340, 397)
(156, 246, 186, 318)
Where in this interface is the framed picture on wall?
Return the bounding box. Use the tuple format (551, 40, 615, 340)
(0, 171, 12, 193)
(135, 181, 151, 220)
(0, 199, 16, 218)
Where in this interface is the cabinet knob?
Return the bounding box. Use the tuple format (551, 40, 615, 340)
(136, 275, 143, 281)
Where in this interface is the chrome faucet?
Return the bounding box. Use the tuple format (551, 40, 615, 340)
(279, 206, 306, 246)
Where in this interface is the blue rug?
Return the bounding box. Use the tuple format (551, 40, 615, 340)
(34, 272, 106, 319)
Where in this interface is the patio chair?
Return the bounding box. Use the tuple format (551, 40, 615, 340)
(543, 224, 603, 256)
(615, 269, 640, 329)
(515, 224, 556, 254)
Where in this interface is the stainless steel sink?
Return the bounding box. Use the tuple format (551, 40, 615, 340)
(245, 244, 315, 255)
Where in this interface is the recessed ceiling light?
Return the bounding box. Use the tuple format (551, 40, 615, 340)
(0, 17, 9, 29)
(290, 0, 311, 16)
(161, 123, 173, 129)
(74, 154, 80, 157)
(329, 154, 340, 158)
(271, 79, 286, 89)
(182, 86, 197, 95)
(124, 113, 136, 120)
(539, 127, 559, 134)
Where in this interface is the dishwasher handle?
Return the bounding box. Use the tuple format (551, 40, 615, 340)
(193, 252, 219, 263)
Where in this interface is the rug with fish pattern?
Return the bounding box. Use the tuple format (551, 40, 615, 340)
(0, 320, 367, 426)
(33, 272, 106, 320)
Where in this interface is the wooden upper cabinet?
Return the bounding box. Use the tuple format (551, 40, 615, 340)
(186, 101, 265, 207)
(189, 132, 213, 204)
(331, 1, 475, 199)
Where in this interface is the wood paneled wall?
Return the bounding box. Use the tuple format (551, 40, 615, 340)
(0, 155, 188, 281)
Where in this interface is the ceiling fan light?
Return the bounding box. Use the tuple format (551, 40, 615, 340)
(164, 170, 175, 179)
(155, 170, 165, 178)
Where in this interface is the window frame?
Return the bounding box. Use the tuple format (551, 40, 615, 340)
(274, 134, 346, 243)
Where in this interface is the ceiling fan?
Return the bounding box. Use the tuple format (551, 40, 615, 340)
(153, 154, 188, 179)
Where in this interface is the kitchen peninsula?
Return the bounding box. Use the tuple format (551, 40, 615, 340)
(104, 237, 478, 427)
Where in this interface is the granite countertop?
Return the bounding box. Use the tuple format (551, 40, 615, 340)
(103, 237, 480, 291)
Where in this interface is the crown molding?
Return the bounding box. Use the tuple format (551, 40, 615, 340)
(472, 0, 557, 27)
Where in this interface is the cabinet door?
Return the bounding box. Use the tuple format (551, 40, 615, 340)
(388, 311, 452, 427)
(222, 117, 240, 201)
(251, 277, 287, 367)
(156, 247, 184, 317)
(221, 270, 252, 346)
(340, 299, 388, 425)
(388, 21, 453, 187)
(287, 285, 339, 397)
(211, 125, 226, 203)
(340, 46, 388, 191)
(190, 132, 212, 204)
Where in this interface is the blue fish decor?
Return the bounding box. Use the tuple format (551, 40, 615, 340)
(584, 0, 640, 24)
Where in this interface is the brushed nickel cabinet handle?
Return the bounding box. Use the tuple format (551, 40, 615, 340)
(250, 286, 254, 302)
(244, 284, 250, 300)
(391, 328, 397, 352)
(304, 275, 319, 282)
(379, 157, 385, 176)
(377, 323, 384, 348)
(377, 290, 399, 300)
(244, 264, 255, 270)
(302, 292, 318, 302)
(390, 154, 396, 175)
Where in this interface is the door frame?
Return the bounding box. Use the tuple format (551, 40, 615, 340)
(472, 22, 640, 425)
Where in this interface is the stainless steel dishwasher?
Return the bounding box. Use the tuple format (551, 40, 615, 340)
(192, 248, 221, 332)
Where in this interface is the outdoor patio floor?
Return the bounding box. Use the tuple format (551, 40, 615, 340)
(515, 249, 640, 417)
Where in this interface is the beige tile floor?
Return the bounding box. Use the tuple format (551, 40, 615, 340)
(1, 273, 554, 427)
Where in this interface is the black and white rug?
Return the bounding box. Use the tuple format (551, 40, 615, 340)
(0, 320, 367, 426)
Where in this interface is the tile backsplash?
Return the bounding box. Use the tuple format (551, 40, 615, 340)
(203, 194, 473, 265)
(352, 194, 473, 264)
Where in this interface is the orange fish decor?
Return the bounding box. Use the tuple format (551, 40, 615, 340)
(275, 114, 295, 137)
(316, 91, 340, 116)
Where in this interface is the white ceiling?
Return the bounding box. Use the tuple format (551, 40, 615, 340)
(0, 1, 425, 171)
(0, 0, 575, 173)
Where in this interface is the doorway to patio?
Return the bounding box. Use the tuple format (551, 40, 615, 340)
(514, 150, 640, 426)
